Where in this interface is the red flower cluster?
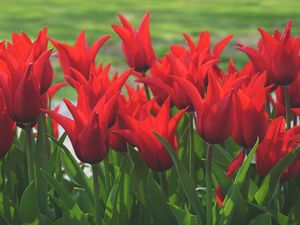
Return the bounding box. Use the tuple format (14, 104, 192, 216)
(0, 13, 299, 179)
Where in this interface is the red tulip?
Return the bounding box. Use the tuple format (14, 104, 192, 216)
(236, 20, 300, 86)
(226, 150, 245, 177)
(109, 85, 148, 152)
(171, 32, 233, 77)
(215, 185, 224, 207)
(0, 29, 54, 125)
(173, 74, 233, 144)
(69, 63, 131, 112)
(43, 94, 118, 164)
(0, 90, 15, 157)
(51, 30, 110, 84)
(112, 12, 156, 72)
(256, 117, 300, 181)
(231, 74, 270, 148)
(113, 97, 186, 171)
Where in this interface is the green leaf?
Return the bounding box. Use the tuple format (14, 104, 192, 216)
(145, 173, 176, 225)
(48, 134, 93, 201)
(255, 146, 300, 206)
(20, 182, 40, 223)
(288, 202, 300, 225)
(154, 131, 204, 225)
(0, 192, 22, 225)
(41, 169, 89, 225)
(217, 139, 259, 225)
(169, 203, 198, 225)
(249, 213, 272, 225)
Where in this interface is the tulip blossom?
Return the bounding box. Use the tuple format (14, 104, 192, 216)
(0, 29, 54, 125)
(112, 12, 156, 72)
(173, 74, 233, 144)
(138, 52, 214, 109)
(215, 185, 225, 207)
(43, 94, 118, 164)
(256, 117, 300, 181)
(171, 31, 233, 77)
(51, 30, 110, 84)
(236, 20, 300, 86)
(109, 85, 148, 152)
(231, 73, 270, 148)
(0, 90, 15, 158)
(69, 63, 131, 112)
(113, 97, 186, 171)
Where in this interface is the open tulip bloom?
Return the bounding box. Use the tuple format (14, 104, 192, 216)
(1, 13, 300, 225)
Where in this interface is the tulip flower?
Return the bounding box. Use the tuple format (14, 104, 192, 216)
(0, 90, 15, 158)
(173, 74, 233, 144)
(0, 29, 54, 125)
(138, 52, 216, 109)
(69, 63, 131, 112)
(112, 12, 156, 73)
(236, 20, 300, 86)
(256, 117, 300, 181)
(109, 85, 148, 152)
(231, 73, 270, 148)
(51, 30, 110, 84)
(43, 94, 118, 164)
(215, 185, 224, 207)
(113, 97, 186, 171)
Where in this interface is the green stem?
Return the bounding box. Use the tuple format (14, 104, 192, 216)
(25, 124, 34, 185)
(206, 144, 213, 225)
(142, 72, 151, 100)
(92, 164, 101, 225)
(189, 112, 195, 179)
(159, 172, 169, 196)
(284, 85, 291, 129)
(103, 159, 110, 192)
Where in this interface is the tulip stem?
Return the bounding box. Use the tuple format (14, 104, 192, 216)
(189, 112, 195, 179)
(159, 172, 169, 196)
(206, 143, 213, 225)
(92, 164, 101, 225)
(284, 86, 291, 129)
(25, 124, 35, 185)
(142, 72, 151, 100)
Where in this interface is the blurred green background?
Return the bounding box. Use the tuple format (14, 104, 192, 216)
(1, 0, 300, 98)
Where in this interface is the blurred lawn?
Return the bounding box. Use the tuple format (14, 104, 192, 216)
(1, 0, 300, 98)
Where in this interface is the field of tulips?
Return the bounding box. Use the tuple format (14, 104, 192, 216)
(1, 11, 300, 225)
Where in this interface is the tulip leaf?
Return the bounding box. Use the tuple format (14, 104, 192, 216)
(0, 192, 22, 224)
(255, 145, 300, 206)
(168, 203, 198, 225)
(145, 173, 177, 225)
(41, 169, 89, 225)
(288, 202, 300, 225)
(283, 182, 300, 213)
(154, 131, 204, 225)
(217, 139, 259, 225)
(249, 213, 272, 225)
(20, 182, 40, 223)
(48, 134, 94, 201)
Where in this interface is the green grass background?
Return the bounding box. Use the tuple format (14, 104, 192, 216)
(1, 0, 299, 98)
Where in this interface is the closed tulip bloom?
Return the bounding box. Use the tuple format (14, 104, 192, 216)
(173, 74, 233, 144)
(0, 90, 15, 158)
(113, 97, 186, 171)
(112, 12, 156, 72)
(43, 94, 118, 164)
(0, 29, 54, 125)
(231, 74, 270, 148)
(236, 20, 300, 86)
(256, 117, 300, 181)
(51, 30, 110, 84)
